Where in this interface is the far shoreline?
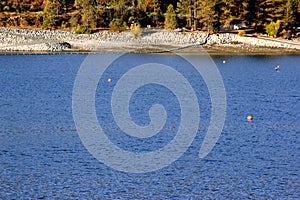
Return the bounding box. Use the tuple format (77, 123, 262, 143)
(0, 27, 299, 55)
(1, 46, 299, 56)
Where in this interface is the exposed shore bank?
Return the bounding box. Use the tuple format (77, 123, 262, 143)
(0, 28, 299, 54)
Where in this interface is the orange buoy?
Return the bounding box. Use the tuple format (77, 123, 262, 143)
(108, 78, 112, 83)
(247, 115, 253, 121)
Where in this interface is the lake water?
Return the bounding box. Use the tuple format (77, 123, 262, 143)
(0, 53, 299, 199)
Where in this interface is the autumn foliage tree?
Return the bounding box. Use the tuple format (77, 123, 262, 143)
(266, 20, 281, 37)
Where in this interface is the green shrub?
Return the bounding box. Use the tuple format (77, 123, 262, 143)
(61, 21, 66, 28)
(280, 29, 286, 35)
(74, 24, 91, 34)
(281, 29, 292, 39)
(109, 19, 127, 32)
(131, 24, 142, 38)
(266, 20, 281, 37)
(42, 18, 49, 29)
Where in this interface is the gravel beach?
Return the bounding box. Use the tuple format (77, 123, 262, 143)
(0, 28, 299, 54)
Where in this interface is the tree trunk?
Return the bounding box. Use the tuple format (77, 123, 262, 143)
(193, 8, 197, 30)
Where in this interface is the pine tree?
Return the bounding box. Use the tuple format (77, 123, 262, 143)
(111, 0, 126, 20)
(164, 4, 177, 29)
(72, 0, 97, 29)
(176, 0, 200, 30)
(284, 0, 299, 30)
(149, 0, 162, 26)
(265, 0, 285, 22)
(193, 0, 200, 30)
(242, 0, 258, 26)
(134, 0, 147, 25)
(43, 0, 61, 29)
(221, 0, 235, 26)
(198, 0, 222, 32)
(176, 0, 193, 28)
(83, 0, 97, 28)
(255, 0, 268, 25)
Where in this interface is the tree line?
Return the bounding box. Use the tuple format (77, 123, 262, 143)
(1, 0, 299, 34)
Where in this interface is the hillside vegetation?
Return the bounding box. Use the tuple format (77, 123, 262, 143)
(0, 0, 299, 35)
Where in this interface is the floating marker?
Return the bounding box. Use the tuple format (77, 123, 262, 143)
(108, 78, 112, 83)
(247, 115, 253, 121)
(223, 60, 226, 64)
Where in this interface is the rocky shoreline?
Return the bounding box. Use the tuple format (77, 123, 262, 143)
(0, 28, 299, 54)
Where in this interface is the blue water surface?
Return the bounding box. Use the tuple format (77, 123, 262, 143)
(0, 53, 299, 199)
